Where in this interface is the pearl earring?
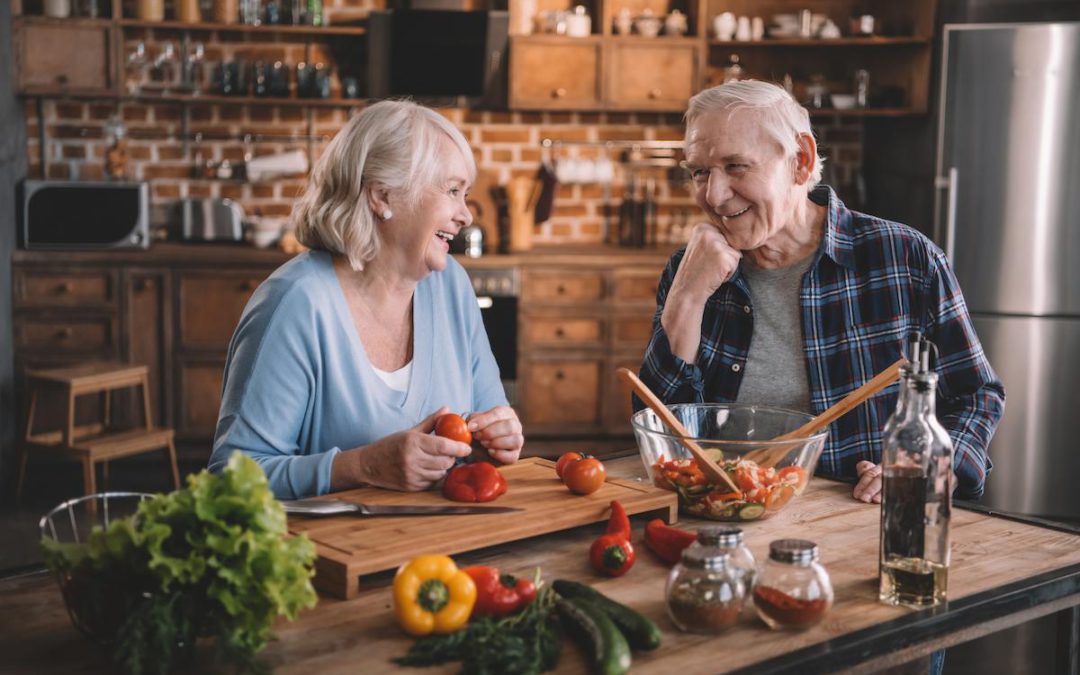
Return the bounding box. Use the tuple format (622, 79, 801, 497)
(381, 208, 393, 220)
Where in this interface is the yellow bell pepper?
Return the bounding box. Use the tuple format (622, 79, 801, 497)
(393, 554, 476, 636)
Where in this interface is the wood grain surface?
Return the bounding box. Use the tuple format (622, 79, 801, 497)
(5, 456, 1080, 675)
(289, 458, 678, 599)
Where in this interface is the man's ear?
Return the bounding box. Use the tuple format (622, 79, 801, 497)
(366, 184, 391, 219)
(793, 133, 817, 186)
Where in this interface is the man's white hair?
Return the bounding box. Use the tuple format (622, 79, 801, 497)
(685, 80, 824, 187)
(292, 100, 476, 271)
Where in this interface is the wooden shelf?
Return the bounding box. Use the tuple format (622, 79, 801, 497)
(708, 36, 929, 47)
(13, 15, 114, 27)
(117, 18, 366, 35)
(133, 92, 365, 107)
(807, 107, 923, 117)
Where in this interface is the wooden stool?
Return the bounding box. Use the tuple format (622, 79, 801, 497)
(15, 362, 180, 505)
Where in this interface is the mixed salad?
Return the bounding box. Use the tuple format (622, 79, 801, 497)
(651, 457, 809, 521)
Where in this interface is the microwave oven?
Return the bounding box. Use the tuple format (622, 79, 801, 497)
(19, 180, 151, 250)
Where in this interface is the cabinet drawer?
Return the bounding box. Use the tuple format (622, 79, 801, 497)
(15, 316, 115, 354)
(14, 270, 114, 307)
(523, 359, 602, 427)
(522, 270, 604, 304)
(612, 315, 654, 348)
(177, 273, 265, 350)
(510, 38, 602, 110)
(612, 270, 660, 303)
(15, 23, 114, 93)
(523, 316, 603, 347)
(607, 43, 698, 111)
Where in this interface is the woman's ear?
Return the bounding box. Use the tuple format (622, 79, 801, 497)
(366, 185, 392, 220)
(793, 133, 817, 186)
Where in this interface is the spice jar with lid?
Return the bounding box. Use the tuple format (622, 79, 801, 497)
(665, 547, 745, 634)
(692, 525, 757, 587)
(752, 539, 833, 630)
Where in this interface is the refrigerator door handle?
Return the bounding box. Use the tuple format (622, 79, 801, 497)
(934, 167, 959, 263)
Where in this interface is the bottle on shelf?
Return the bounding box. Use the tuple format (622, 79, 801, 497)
(306, 0, 322, 26)
(879, 334, 954, 608)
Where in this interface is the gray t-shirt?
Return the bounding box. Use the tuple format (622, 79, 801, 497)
(734, 253, 816, 413)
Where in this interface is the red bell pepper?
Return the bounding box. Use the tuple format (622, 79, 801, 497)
(643, 519, 697, 565)
(462, 566, 537, 619)
(590, 500, 635, 576)
(442, 462, 508, 503)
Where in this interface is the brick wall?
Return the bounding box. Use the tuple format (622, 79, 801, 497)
(24, 100, 864, 245)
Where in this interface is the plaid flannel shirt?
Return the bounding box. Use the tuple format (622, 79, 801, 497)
(637, 186, 1005, 500)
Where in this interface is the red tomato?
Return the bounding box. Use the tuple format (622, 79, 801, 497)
(555, 452, 585, 479)
(563, 457, 606, 495)
(435, 413, 472, 445)
(765, 484, 796, 510)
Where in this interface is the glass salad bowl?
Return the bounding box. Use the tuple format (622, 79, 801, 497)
(631, 403, 828, 522)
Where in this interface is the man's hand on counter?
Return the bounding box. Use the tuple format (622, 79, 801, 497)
(853, 461, 882, 504)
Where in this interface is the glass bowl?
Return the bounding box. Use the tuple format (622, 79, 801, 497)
(631, 404, 828, 521)
(40, 492, 152, 643)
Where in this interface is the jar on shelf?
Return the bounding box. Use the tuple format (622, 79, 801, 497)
(137, 0, 164, 21)
(213, 0, 239, 24)
(176, 0, 200, 22)
(752, 539, 833, 630)
(665, 547, 745, 634)
(692, 525, 757, 588)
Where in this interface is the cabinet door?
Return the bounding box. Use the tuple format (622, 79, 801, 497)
(124, 271, 170, 429)
(510, 37, 602, 110)
(522, 357, 602, 429)
(176, 272, 264, 351)
(606, 354, 645, 434)
(177, 359, 225, 440)
(15, 22, 114, 94)
(606, 42, 698, 111)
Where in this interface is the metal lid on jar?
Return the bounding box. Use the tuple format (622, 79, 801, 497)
(680, 546, 732, 571)
(696, 525, 743, 548)
(768, 539, 819, 565)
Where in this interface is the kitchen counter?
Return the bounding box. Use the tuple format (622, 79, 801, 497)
(10, 242, 680, 268)
(4, 454, 1080, 674)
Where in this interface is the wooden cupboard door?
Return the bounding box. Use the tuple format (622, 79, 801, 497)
(521, 269, 604, 304)
(15, 23, 114, 93)
(612, 314, 654, 351)
(612, 269, 660, 305)
(510, 38, 602, 110)
(607, 42, 698, 111)
(522, 358, 602, 428)
(177, 273, 264, 351)
(124, 272, 169, 428)
(523, 315, 604, 348)
(177, 360, 224, 439)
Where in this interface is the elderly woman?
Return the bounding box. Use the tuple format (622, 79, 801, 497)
(638, 80, 1005, 504)
(208, 100, 522, 500)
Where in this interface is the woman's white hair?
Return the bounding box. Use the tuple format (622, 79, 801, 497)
(685, 80, 824, 187)
(292, 100, 476, 270)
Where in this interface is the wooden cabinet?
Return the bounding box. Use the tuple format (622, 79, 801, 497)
(13, 21, 116, 95)
(509, 38, 603, 110)
(606, 40, 699, 110)
(176, 273, 261, 351)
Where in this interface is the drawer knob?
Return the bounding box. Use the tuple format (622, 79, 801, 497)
(134, 279, 150, 292)
(240, 280, 256, 291)
(55, 328, 72, 340)
(556, 284, 566, 295)
(554, 327, 566, 338)
(648, 88, 662, 99)
(555, 370, 565, 381)
(552, 87, 567, 99)
(56, 282, 72, 294)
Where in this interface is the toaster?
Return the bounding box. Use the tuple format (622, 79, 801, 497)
(178, 198, 245, 242)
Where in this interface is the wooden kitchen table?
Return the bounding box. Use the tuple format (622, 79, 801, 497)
(3, 454, 1080, 674)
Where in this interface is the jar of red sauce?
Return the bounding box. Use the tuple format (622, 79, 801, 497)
(752, 539, 833, 630)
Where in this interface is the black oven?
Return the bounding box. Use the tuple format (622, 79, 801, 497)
(467, 268, 518, 405)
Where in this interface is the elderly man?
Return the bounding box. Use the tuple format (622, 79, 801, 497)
(638, 80, 1004, 504)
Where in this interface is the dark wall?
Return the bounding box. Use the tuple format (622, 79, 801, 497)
(1, 3, 28, 499)
(862, 0, 1080, 240)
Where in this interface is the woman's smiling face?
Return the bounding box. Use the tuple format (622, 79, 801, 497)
(683, 109, 803, 251)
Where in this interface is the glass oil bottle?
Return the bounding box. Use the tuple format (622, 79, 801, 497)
(879, 335, 953, 607)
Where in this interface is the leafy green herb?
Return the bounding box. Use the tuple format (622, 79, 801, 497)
(395, 575, 562, 675)
(42, 452, 318, 675)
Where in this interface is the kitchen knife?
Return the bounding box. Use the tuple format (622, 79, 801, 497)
(281, 498, 523, 517)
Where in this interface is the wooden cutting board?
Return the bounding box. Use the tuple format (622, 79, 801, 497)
(288, 457, 677, 599)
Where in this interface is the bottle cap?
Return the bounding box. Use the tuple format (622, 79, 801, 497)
(681, 547, 731, 571)
(768, 539, 819, 565)
(697, 525, 743, 548)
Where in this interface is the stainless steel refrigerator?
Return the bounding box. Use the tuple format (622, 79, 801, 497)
(935, 22, 1080, 522)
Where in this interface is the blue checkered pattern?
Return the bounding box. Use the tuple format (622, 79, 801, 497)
(637, 186, 1005, 500)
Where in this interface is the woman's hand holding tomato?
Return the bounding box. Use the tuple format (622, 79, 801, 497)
(464, 405, 524, 465)
(556, 452, 606, 495)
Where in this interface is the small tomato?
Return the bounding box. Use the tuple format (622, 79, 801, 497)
(555, 451, 585, 479)
(563, 457, 605, 495)
(435, 413, 472, 445)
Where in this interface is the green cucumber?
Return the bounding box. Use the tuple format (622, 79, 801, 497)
(738, 503, 766, 520)
(556, 597, 632, 675)
(553, 579, 662, 651)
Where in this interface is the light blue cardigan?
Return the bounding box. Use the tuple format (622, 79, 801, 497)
(208, 250, 507, 499)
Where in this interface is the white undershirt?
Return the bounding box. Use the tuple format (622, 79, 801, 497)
(372, 361, 413, 392)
